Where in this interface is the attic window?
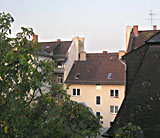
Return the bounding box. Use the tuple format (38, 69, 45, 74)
(109, 56, 113, 60)
(75, 73, 80, 79)
(45, 46, 50, 48)
(107, 73, 112, 79)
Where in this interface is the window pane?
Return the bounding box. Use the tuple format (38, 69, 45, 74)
(110, 90, 114, 96)
(108, 73, 112, 78)
(96, 112, 100, 116)
(77, 89, 80, 95)
(115, 106, 118, 113)
(115, 90, 119, 97)
(73, 89, 76, 95)
(110, 106, 114, 113)
(96, 96, 100, 105)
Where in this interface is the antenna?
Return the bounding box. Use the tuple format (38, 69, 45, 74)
(147, 10, 157, 27)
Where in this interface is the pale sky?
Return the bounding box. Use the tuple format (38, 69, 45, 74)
(1, 0, 160, 52)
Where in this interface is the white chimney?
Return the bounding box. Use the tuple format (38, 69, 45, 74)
(126, 25, 132, 51)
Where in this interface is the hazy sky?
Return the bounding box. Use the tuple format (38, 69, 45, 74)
(1, 0, 160, 52)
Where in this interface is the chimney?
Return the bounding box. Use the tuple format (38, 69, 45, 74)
(119, 50, 125, 59)
(32, 35, 38, 43)
(133, 25, 138, 36)
(72, 37, 79, 61)
(103, 51, 108, 54)
(57, 39, 61, 42)
(126, 25, 132, 51)
(79, 37, 84, 53)
(80, 51, 86, 61)
(153, 25, 157, 30)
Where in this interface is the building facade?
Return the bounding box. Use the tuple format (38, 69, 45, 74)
(65, 51, 125, 128)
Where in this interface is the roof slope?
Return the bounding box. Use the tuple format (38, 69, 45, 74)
(38, 41, 72, 56)
(127, 30, 160, 53)
(65, 53, 125, 85)
(105, 34, 160, 138)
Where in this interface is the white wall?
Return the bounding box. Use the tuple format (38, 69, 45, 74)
(67, 84, 125, 129)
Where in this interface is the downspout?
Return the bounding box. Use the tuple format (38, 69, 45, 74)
(120, 57, 127, 96)
(102, 58, 127, 138)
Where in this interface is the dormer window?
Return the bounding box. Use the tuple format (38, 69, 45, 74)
(107, 73, 112, 79)
(45, 46, 50, 49)
(75, 73, 80, 79)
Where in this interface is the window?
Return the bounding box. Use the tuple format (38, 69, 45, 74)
(75, 73, 80, 79)
(110, 122, 114, 127)
(107, 73, 112, 79)
(96, 84, 101, 90)
(72, 89, 80, 96)
(57, 75, 63, 84)
(110, 106, 118, 113)
(57, 62, 63, 68)
(96, 96, 101, 105)
(110, 89, 119, 97)
(96, 112, 100, 117)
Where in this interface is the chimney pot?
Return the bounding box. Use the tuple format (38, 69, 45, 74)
(119, 50, 125, 59)
(153, 25, 157, 30)
(57, 39, 61, 42)
(103, 51, 108, 54)
(133, 25, 138, 36)
(32, 35, 38, 43)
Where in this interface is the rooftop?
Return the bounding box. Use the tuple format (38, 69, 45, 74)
(65, 52, 125, 85)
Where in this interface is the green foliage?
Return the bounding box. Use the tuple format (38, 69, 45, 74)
(115, 123, 141, 138)
(0, 12, 102, 138)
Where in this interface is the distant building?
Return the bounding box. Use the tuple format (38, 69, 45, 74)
(65, 51, 125, 128)
(34, 35, 85, 85)
(103, 26, 160, 138)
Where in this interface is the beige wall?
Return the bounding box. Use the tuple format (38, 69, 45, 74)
(66, 84, 125, 129)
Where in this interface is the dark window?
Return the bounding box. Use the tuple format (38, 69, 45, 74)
(96, 112, 100, 116)
(110, 90, 114, 96)
(75, 73, 80, 79)
(110, 106, 118, 113)
(73, 89, 76, 95)
(115, 106, 118, 113)
(110, 106, 114, 113)
(115, 90, 119, 97)
(77, 89, 80, 95)
(110, 122, 114, 127)
(96, 96, 100, 105)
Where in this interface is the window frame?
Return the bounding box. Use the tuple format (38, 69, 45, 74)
(110, 105, 119, 114)
(96, 84, 101, 90)
(72, 88, 81, 96)
(110, 89, 119, 98)
(57, 75, 63, 84)
(96, 96, 101, 105)
(96, 112, 100, 117)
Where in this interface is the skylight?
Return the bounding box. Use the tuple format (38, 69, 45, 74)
(107, 73, 112, 79)
(45, 46, 50, 49)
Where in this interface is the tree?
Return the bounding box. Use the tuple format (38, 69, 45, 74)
(115, 123, 141, 138)
(0, 12, 102, 138)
